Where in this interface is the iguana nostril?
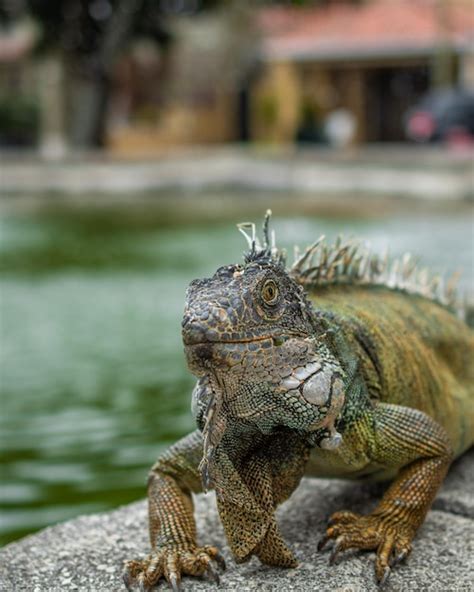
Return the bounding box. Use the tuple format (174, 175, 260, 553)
(182, 317, 208, 345)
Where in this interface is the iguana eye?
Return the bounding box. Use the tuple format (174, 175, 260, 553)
(261, 280, 279, 305)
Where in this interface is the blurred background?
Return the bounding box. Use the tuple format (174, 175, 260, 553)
(0, 0, 473, 545)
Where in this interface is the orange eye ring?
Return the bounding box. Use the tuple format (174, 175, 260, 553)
(261, 280, 279, 305)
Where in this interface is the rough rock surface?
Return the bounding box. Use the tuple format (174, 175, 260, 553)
(1, 450, 473, 592)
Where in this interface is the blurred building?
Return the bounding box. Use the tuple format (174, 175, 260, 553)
(251, 0, 474, 145)
(1, 0, 473, 153)
(108, 0, 474, 153)
(107, 10, 256, 155)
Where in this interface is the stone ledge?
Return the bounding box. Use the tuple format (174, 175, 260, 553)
(1, 450, 472, 592)
(2, 149, 473, 200)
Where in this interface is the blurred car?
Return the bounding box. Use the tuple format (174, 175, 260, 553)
(404, 89, 474, 144)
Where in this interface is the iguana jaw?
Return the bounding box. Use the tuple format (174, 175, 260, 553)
(183, 334, 306, 376)
(182, 332, 299, 349)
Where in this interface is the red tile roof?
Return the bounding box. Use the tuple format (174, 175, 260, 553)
(259, 0, 474, 61)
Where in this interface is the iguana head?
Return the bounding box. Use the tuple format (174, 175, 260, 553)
(181, 212, 345, 489)
(182, 255, 315, 364)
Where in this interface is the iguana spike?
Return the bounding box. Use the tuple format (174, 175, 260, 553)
(237, 222, 256, 251)
(401, 253, 417, 281)
(342, 244, 358, 273)
(320, 243, 329, 271)
(293, 245, 301, 263)
(431, 276, 445, 304)
(369, 253, 379, 278)
(329, 245, 349, 272)
(402, 253, 411, 266)
(291, 236, 325, 273)
(290, 233, 460, 314)
(418, 267, 429, 289)
(446, 271, 461, 305)
(381, 247, 389, 270)
(238, 221, 264, 262)
(430, 275, 440, 292)
(350, 255, 362, 279)
(359, 249, 370, 281)
(262, 209, 272, 250)
(388, 259, 400, 288)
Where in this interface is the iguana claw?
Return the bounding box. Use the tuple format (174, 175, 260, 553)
(318, 510, 413, 585)
(391, 548, 409, 566)
(212, 549, 226, 571)
(205, 563, 220, 584)
(377, 565, 391, 586)
(122, 570, 133, 592)
(316, 534, 329, 552)
(328, 536, 345, 564)
(123, 544, 225, 591)
(169, 573, 180, 592)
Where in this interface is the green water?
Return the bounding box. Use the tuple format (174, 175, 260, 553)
(1, 200, 473, 544)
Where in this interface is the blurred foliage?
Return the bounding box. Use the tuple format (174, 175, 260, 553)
(26, 1, 170, 58)
(0, 95, 39, 147)
(296, 98, 324, 143)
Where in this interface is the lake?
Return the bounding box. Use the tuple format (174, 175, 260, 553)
(1, 196, 472, 544)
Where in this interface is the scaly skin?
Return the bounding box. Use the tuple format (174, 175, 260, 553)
(124, 219, 473, 591)
(124, 432, 226, 591)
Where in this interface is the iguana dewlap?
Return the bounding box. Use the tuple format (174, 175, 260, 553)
(124, 213, 473, 591)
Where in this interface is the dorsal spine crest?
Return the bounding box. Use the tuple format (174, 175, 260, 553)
(237, 213, 463, 317)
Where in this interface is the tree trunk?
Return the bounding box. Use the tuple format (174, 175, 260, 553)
(68, 0, 142, 148)
(37, 52, 68, 158)
(69, 73, 110, 148)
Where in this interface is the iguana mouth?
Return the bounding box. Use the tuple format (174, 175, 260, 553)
(183, 334, 295, 348)
(184, 335, 273, 347)
(184, 337, 274, 373)
(184, 334, 306, 375)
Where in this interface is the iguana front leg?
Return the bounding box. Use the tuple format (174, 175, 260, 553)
(318, 403, 453, 584)
(123, 430, 225, 592)
(214, 432, 310, 567)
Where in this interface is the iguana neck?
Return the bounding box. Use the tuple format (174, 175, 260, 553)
(308, 309, 374, 434)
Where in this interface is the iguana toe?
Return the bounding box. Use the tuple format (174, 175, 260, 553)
(123, 544, 225, 591)
(318, 510, 414, 584)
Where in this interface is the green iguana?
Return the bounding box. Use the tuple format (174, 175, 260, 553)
(124, 212, 473, 591)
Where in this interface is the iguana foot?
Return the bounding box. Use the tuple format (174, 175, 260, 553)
(123, 545, 226, 591)
(318, 510, 413, 585)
